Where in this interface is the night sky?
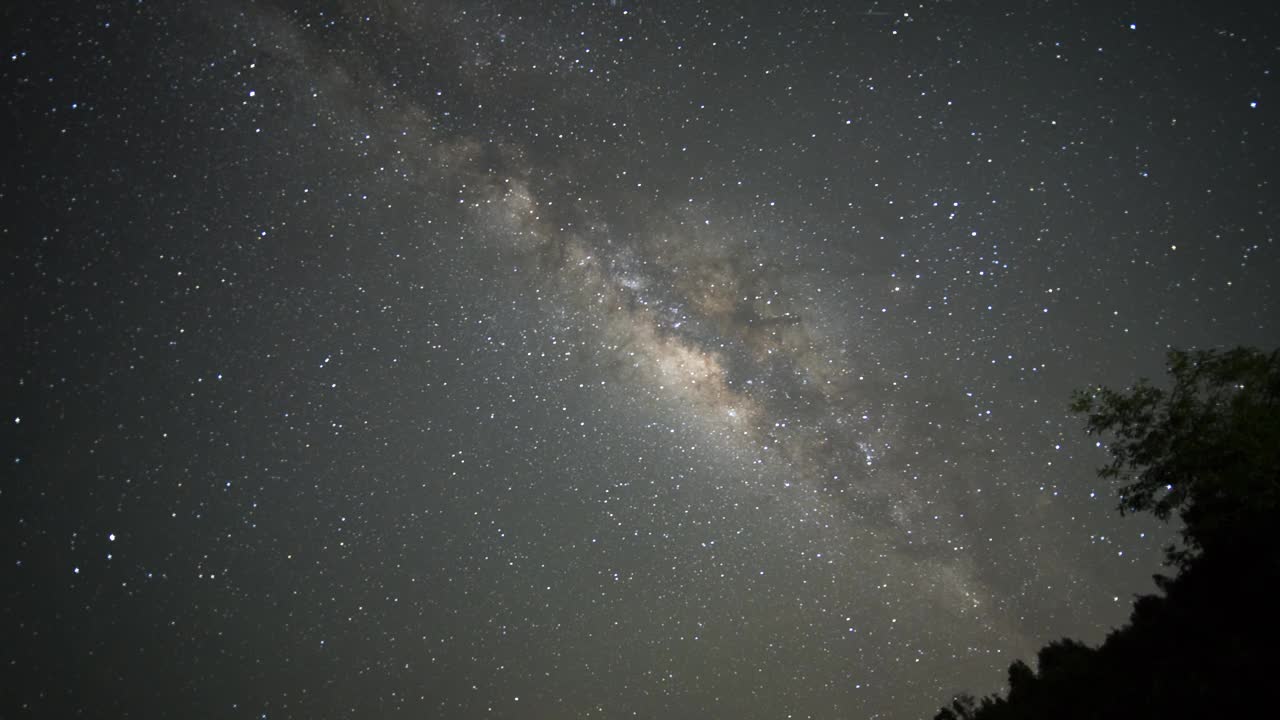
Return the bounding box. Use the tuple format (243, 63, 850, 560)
(4, 1, 1279, 718)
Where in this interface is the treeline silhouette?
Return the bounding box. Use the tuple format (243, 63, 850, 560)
(934, 347, 1280, 720)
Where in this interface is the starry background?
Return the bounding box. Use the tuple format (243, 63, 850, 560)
(3, 1, 1278, 718)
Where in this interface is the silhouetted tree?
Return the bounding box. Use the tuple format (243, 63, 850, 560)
(1004, 659, 1035, 703)
(1070, 347, 1280, 564)
(931, 346, 1280, 720)
(933, 693, 977, 720)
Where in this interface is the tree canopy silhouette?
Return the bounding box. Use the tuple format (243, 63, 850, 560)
(1070, 347, 1280, 564)
(932, 347, 1280, 720)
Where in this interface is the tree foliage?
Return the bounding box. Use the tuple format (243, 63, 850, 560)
(1069, 347, 1280, 560)
(932, 347, 1280, 720)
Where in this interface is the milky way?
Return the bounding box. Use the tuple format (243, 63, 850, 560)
(6, 2, 1280, 718)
